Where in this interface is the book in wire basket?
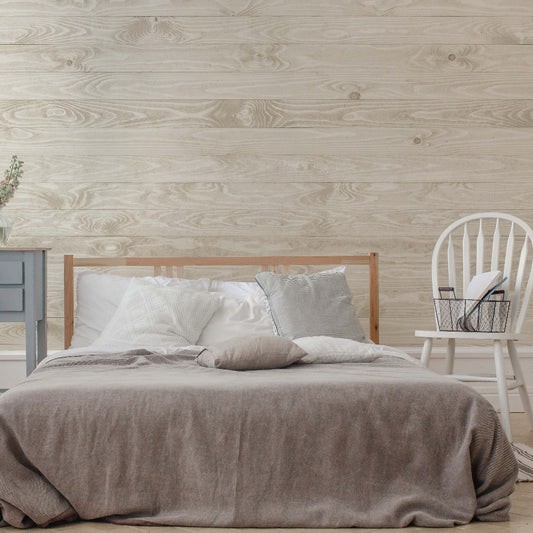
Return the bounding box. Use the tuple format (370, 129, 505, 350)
(434, 297, 510, 333)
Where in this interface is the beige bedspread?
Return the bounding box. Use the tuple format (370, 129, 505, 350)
(0, 349, 517, 528)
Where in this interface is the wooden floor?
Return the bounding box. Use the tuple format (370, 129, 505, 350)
(3, 414, 532, 533)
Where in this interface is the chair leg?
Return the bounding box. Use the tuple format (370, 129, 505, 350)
(507, 340, 533, 431)
(420, 338, 433, 368)
(445, 338, 455, 374)
(493, 340, 512, 441)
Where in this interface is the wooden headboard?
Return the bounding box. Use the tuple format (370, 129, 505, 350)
(64, 254, 379, 348)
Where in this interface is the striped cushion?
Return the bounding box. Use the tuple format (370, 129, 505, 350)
(255, 268, 366, 342)
(93, 278, 220, 347)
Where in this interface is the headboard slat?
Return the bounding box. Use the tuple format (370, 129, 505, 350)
(64, 254, 379, 348)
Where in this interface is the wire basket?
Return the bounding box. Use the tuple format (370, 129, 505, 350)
(434, 298, 510, 333)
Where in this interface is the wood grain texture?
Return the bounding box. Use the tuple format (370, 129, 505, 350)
(0, 210, 465, 237)
(4, 127, 533, 156)
(1, 1, 533, 354)
(1, 1, 533, 17)
(13, 154, 533, 183)
(6, 184, 533, 212)
(3, 73, 533, 100)
(3, 99, 533, 129)
(2, 44, 533, 74)
(1, 17, 532, 45)
(5, 234, 437, 261)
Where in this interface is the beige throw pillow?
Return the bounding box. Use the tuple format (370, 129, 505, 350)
(196, 335, 306, 370)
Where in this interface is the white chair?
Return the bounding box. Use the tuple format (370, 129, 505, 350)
(415, 212, 533, 441)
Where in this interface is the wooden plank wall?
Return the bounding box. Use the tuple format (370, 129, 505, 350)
(1, 0, 533, 349)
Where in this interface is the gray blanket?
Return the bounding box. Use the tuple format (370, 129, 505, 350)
(0, 350, 517, 528)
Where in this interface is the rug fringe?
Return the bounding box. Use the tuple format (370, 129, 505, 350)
(511, 442, 533, 482)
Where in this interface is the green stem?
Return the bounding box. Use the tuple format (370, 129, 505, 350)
(7, 158, 15, 180)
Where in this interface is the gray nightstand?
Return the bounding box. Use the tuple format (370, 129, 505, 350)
(0, 248, 48, 376)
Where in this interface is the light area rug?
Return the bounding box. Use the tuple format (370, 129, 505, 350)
(512, 442, 533, 482)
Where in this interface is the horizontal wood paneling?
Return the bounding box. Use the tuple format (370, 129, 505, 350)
(0, 210, 500, 237)
(1, 1, 533, 17)
(7, 184, 533, 211)
(4, 127, 533, 156)
(3, 99, 533, 129)
(13, 154, 533, 183)
(1, 17, 532, 45)
(6, 234, 436, 259)
(3, 73, 533, 100)
(1, 1, 532, 357)
(2, 44, 533, 74)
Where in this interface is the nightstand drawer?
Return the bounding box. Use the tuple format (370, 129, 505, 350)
(0, 288, 24, 311)
(0, 261, 23, 284)
(0, 249, 48, 376)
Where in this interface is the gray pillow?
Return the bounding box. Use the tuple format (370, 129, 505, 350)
(255, 269, 366, 341)
(196, 335, 306, 370)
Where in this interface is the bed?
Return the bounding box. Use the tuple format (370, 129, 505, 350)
(0, 253, 517, 529)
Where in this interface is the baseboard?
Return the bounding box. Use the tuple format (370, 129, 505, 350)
(0, 350, 55, 389)
(0, 350, 26, 361)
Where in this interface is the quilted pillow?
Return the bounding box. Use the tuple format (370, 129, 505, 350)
(196, 335, 306, 370)
(92, 278, 220, 347)
(255, 268, 366, 341)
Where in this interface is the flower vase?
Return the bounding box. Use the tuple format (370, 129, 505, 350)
(0, 209, 12, 246)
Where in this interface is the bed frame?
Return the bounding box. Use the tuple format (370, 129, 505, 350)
(64, 254, 379, 348)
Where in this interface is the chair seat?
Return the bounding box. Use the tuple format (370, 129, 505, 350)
(414, 330, 527, 341)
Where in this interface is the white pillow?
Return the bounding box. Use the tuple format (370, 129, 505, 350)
(92, 278, 220, 347)
(203, 271, 348, 345)
(208, 268, 344, 296)
(70, 270, 210, 348)
(292, 336, 379, 364)
(209, 279, 263, 297)
(197, 292, 274, 345)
